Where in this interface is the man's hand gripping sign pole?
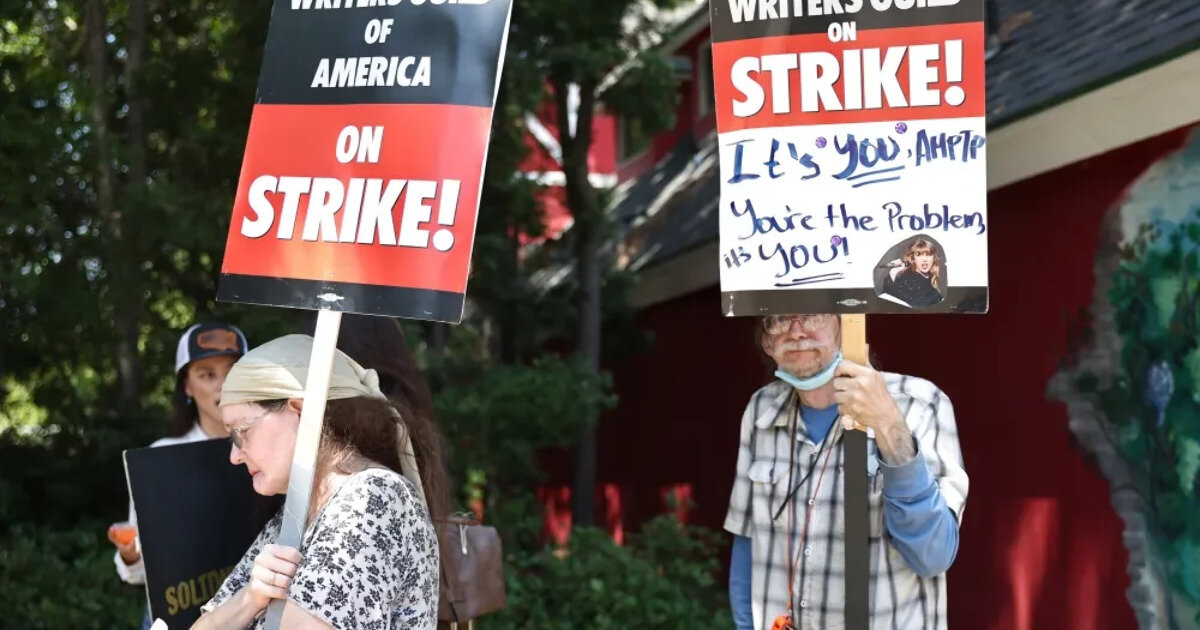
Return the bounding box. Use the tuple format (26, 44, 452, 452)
(217, 1, 514, 627)
(710, 0, 987, 627)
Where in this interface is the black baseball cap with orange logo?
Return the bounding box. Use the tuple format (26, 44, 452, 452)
(175, 323, 249, 373)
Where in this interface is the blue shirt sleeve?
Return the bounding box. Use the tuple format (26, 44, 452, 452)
(729, 535, 754, 630)
(878, 439, 960, 577)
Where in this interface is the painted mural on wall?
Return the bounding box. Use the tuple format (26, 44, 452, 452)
(1051, 129, 1200, 629)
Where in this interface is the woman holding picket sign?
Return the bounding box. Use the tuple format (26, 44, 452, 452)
(193, 333, 446, 629)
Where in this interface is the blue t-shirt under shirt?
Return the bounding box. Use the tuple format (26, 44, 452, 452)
(800, 403, 839, 443)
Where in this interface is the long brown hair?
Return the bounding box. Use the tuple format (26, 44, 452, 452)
(330, 315, 435, 422)
(258, 395, 448, 523)
(902, 238, 943, 290)
(167, 370, 198, 437)
(301, 313, 447, 521)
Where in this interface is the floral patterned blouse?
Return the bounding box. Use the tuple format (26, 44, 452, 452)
(202, 468, 438, 629)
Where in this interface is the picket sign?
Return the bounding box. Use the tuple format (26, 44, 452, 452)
(217, 0, 515, 324)
(263, 308, 342, 628)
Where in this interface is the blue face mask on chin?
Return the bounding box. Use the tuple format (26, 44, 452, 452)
(776, 352, 844, 391)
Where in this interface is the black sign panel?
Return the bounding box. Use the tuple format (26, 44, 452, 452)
(124, 439, 280, 629)
(256, 0, 511, 107)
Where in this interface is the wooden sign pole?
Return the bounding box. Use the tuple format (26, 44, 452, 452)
(262, 308, 342, 629)
(840, 314, 869, 630)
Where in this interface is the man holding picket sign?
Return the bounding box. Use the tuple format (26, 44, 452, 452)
(709, 0, 987, 627)
(175, 0, 515, 628)
(725, 314, 968, 629)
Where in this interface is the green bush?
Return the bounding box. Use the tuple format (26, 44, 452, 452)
(489, 517, 732, 630)
(435, 355, 615, 489)
(0, 523, 145, 629)
(433, 355, 615, 552)
(0, 427, 143, 529)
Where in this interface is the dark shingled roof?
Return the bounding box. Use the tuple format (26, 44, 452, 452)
(986, 0, 1200, 126)
(612, 0, 1200, 275)
(616, 140, 721, 273)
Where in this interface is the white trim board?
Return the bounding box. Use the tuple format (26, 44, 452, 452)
(629, 240, 720, 310)
(525, 171, 619, 189)
(629, 49, 1200, 310)
(988, 48, 1200, 190)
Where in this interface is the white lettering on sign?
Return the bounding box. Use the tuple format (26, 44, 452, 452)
(726, 0, 866, 22)
(335, 126, 384, 164)
(241, 176, 464, 252)
(725, 0, 960, 23)
(311, 56, 432, 88)
(291, 0, 491, 9)
(729, 41, 964, 116)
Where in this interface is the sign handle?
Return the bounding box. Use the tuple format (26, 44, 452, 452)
(262, 308, 342, 629)
(841, 314, 870, 630)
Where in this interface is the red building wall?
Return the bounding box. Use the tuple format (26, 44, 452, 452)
(595, 125, 1197, 628)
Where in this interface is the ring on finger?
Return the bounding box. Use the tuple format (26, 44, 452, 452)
(272, 570, 280, 587)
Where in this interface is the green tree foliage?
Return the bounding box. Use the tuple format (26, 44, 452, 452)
(434, 355, 615, 548)
(0, 0, 299, 527)
(1090, 136, 1200, 622)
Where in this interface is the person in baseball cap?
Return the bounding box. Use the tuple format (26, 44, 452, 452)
(167, 322, 250, 440)
(109, 321, 249, 630)
(175, 322, 250, 374)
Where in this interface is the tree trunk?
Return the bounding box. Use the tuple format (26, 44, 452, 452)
(497, 215, 521, 364)
(572, 202, 602, 529)
(428, 323, 447, 354)
(556, 78, 601, 529)
(85, 0, 141, 413)
(120, 0, 149, 411)
(124, 0, 148, 186)
(83, 0, 114, 236)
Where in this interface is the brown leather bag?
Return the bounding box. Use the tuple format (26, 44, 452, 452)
(436, 514, 507, 629)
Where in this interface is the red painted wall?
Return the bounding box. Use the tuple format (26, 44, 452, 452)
(592, 125, 1196, 628)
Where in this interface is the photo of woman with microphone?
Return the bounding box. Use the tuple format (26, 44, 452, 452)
(876, 236, 947, 308)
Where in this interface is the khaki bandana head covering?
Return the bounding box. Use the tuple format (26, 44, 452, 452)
(220, 334, 425, 505)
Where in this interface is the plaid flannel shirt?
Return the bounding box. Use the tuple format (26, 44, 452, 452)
(724, 374, 969, 630)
